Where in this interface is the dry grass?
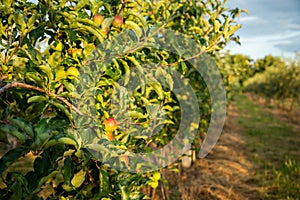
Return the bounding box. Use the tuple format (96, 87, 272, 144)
(152, 94, 300, 200)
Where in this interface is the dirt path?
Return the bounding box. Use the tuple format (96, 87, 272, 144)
(162, 103, 261, 200)
(161, 94, 300, 200)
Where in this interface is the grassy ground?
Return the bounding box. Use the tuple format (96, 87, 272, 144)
(155, 93, 300, 200)
(234, 94, 300, 199)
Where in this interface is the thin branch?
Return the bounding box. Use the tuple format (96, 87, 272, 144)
(156, 49, 205, 68)
(56, 96, 83, 115)
(117, 0, 126, 16)
(0, 120, 9, 124)
(157, 37, 222, 68)
(0, 81, 83, 115)
(6, 34, 26, 63)
(0, 82, 45, 94)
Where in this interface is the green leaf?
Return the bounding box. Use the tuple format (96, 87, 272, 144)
(127, 12, 148, 28)
(14, 12, 26, 30)
(83, 43, 95, 57)
(214, 20, 221, 32)
(124, 20, 142, 38)
(86, 144, 110, 154)
(148, 82, 164, 100)
(126, 56, 143, 74)
(25, 72, 44, 86)
(39, 64, 54, 81)
(10, 118, 34, 138)
(99, 169, 111, 196)
(28, 95, 48, 103)
(120, 185, 130, 200)
(63, 81, 76, 92)
(120, 59, 130, 86)
(62, 157, 73, 185)
(8, 173, 28, 199)
(33, 170, 58, 194)
(71, 169, 86, 188)
(125, 111, 145, 119)
(101, 17, 114, 30)
(225, 24, 241, 37)
(0, 124, 27, 142)
(155, 68, 174, 90)
(60, 0, 68, 7)
(34, 118, 49, 136)
(71, 22, 104, 43)
(0, 131, 8, 144)
(75, 0, 90, 12)
(49, 100, 73, 121)
(27, 15, 37, 30)
(0, 147, 27, 174)
(57, 137, 78, 147)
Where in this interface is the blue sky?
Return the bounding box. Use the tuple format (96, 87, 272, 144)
(225, 0, 300, 59)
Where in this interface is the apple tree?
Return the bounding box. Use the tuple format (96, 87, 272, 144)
(0, 0, 245, 199)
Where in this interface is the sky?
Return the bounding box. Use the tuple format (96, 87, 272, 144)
(225, 0, 300, 60)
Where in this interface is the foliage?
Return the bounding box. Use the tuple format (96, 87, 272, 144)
(245, 54, 300, 107)
(216, 51, 253, 100)
(253, 54, 287, 74)
(267, 158, 300, 199)
(0, 0, 244, 199)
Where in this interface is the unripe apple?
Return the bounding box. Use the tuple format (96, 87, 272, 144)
(93, 14, 104, 26)
(112, 16, 123, 28)
(104, 117, 117, 132)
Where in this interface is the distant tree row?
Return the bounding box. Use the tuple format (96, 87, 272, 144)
(216, 51, 300, 109)
(244, 53, 300, 109)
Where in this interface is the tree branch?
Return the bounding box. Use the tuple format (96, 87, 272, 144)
(0, 81, 83, 115)
(6, 33, 26, 64)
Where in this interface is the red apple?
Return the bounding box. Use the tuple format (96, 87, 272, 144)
(104, 117, 117, 132)
(112, 16, 123, 28)
(93, 14, 104, 26)
(105, 132, 114, 141)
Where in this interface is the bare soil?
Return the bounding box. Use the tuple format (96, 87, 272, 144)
(155, 95, 300, 200)
(158, 104, 262, 200)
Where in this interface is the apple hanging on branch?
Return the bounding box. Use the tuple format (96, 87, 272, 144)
(105, 132, 114, 141)
(104, 117, 118, 131)
(93, 14, 104, 26)
(112, 16, 123, 28)
(104, 117, 117, 141)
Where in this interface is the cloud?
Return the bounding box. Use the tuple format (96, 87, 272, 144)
(239, 16, 259, 23)
(274, 32, 300, 52)
(225, 0, 300, 59)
